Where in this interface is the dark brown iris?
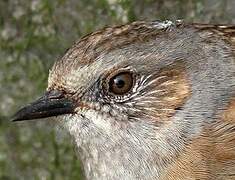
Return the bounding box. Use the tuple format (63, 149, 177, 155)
(109, 72, 133, 95)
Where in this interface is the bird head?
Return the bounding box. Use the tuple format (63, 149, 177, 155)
(13, 21, 235, 173)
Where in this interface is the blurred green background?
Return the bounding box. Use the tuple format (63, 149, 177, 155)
(0, 0, 234, 179)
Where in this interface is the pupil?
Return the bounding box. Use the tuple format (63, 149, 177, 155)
(114, 77, 125, 88)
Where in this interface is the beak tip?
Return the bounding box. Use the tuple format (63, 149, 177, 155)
(11, 105, 33, 122)
(11, 119, 19, 122)
(11, 111, 24, 122)
(11, 117, 17, 122)
(11, 117, 20, 122)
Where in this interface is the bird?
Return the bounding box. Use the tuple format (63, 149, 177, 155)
(13, 20, 235, 180)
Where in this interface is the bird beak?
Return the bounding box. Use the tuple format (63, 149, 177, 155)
(12, 90, 74, 122)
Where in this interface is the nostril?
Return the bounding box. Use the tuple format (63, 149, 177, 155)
(46, 90, 65, 99)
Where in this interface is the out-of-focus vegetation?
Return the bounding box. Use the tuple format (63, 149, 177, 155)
(0, 0, 234, 179)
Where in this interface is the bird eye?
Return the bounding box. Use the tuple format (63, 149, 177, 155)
(108, 72, 134, 95)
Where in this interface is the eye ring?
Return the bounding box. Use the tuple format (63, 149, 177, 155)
(107, 71, 134, 95)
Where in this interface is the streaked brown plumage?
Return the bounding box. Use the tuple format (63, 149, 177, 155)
(13, 20, 235, 179)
